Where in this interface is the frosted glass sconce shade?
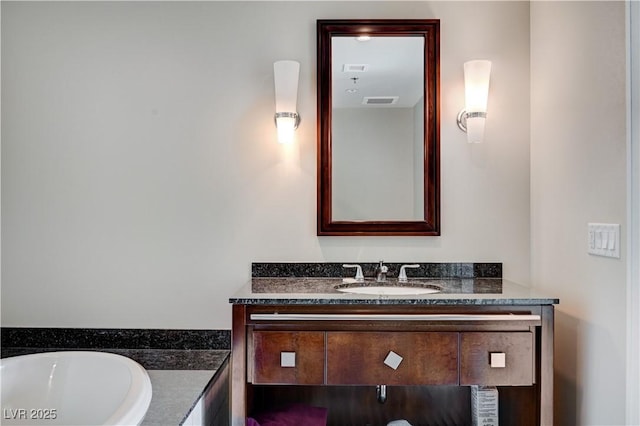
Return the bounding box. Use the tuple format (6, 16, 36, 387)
(457, 60, 491, 144)
(273, 60, 300, 144)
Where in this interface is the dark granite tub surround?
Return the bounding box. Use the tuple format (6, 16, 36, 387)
(1, 328, 231, 425)
(229, 262, 559, 305)
(0, 346, 229, 371)
(1, 327, 230, 351)
(1, 327, 230, 369)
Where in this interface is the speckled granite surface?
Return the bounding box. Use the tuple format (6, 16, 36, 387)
(248, 277, 503, 294)
(0, 347, 229, 370)
(1, 328, 230, 351)
(143, 370, 213, 425)
(142, 367, 227, 426)
(252, 262, 502, 278)
(230, 277, 558, 305)
(230, 262, 558, 305)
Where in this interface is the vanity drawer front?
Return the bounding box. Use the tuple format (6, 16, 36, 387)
(251, 331, 325, 385)
(326, 332, 458, 385)
(460, 332, 534, 386)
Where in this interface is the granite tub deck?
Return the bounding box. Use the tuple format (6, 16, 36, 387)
(1, 328, 231, 426)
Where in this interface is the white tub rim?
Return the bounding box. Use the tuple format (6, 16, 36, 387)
(1, 350, 152, 426)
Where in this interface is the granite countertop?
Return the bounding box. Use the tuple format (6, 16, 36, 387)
(229, 277, 559, 305)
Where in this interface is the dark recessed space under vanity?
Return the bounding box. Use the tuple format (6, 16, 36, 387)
(229, 262, 559, 426)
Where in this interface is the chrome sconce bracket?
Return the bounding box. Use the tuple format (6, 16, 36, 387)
(456, 110, 487, 133)
(274, 112, 301, 129)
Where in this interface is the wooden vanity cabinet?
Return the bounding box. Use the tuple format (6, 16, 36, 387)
(326, 331, 458, 385)
(460, 331, 534, 386)
(231, 304, 554, 426)
(251, 331, 325, 385)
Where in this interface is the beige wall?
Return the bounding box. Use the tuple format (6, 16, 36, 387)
(1, 1, 531, 329)
(530, 1, 627, 424)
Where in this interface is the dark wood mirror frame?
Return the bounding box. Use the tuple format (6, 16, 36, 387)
(317, 19, 440, 236)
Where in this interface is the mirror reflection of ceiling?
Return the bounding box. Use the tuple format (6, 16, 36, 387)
(332, 36, 424, 109)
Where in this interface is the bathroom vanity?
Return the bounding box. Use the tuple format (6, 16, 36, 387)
(229, 263, 558, 426)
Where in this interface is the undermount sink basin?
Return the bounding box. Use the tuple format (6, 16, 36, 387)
(335, 282, 441, 295)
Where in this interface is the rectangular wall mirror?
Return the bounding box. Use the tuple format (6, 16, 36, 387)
(317, 20, 440, 236)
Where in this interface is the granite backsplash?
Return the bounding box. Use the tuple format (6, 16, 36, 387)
(251, 262, 502, 279)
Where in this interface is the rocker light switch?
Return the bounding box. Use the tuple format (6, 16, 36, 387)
(280, 352, 296, 368)
(384, 351, 403, 370)
(490, 352, 506, 368)
(588, 223, 621, 258)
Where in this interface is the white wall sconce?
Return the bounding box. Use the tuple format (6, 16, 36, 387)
(273, 60, 300, 144)
(456, 60, 492, 144)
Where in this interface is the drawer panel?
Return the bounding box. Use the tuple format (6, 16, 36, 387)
(251, 331, 325, 385)
(460, 332, 534, 386)
(326, 332, 458, 385)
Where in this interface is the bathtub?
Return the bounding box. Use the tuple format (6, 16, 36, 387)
(0, 351, 152, 426)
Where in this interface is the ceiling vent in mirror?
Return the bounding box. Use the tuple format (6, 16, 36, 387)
(363, 96, 399, 105)
(343, 64, 368, 72)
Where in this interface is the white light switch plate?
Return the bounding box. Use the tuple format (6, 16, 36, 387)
(588, 223, 620, 258)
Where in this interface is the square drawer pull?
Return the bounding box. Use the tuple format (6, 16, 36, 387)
(280, 352, 296, 367)
(490, 352, 506, 368)
(384, 351, 404, 370)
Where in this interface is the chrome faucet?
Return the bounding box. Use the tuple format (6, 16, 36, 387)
(398, 264, 420, 282)
(374, 260, 388, 282)
(342, 264, 364, 282)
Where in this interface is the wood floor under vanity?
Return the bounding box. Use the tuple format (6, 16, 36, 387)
(230, 303, 555, 426)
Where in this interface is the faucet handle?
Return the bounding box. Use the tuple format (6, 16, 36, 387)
(343, 264, 364, 282)
(398, 264, 420, 282)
